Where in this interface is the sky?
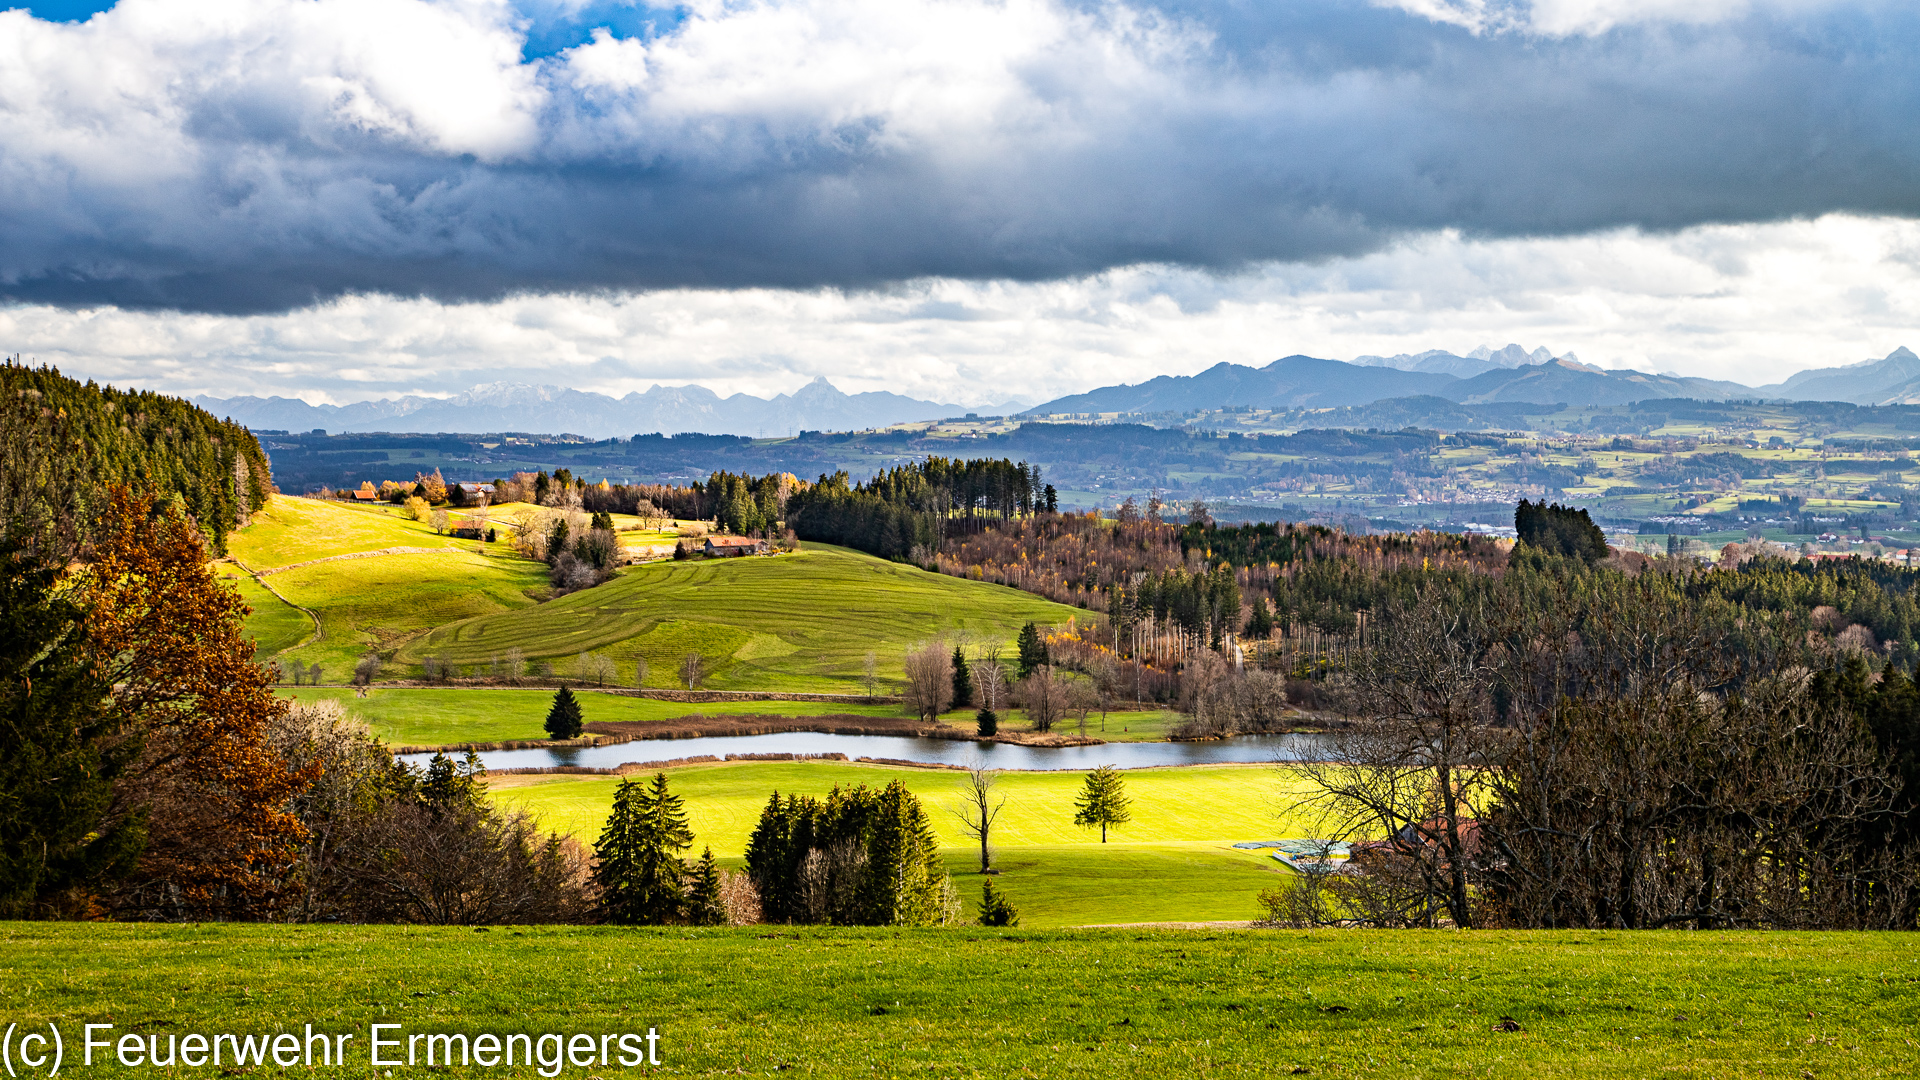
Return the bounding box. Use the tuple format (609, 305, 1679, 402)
(1, 0, 1917, 406)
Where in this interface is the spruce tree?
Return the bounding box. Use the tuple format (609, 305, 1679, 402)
(632, 772, 694, 923)
(951, 647, 974, 708)
(687, 846, 726, 926)
(544, 686, 584, 740)
(593, 778, 647, 924)
(976, 708, 998, 737)
(978, 878, 1019, 927)
(0, 544, 145, 917)
(1015, 622, 1049, 678)
(1072, 765, 1133, 843)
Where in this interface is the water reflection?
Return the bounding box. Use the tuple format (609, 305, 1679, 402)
(407, 730, 1329, 772)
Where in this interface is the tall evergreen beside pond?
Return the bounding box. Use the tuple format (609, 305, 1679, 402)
(595, 773, 694, 925)
(544, 687, 584, 740)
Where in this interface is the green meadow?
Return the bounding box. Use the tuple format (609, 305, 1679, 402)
(279, 686, 904, 747)
(489, 761, 1312, 926)
(272, 685, 1187, 748)
(401, 543, 1090, 691)
(5, 922, 1916, 1078)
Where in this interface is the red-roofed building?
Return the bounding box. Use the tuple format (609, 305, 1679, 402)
(704, 536, 768, 557)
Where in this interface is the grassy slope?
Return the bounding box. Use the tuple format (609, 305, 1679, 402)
(491, 761, 1314, 926)
(402, 544, 1092, 692)
(216, 565, 315, 657)
(226, 495, 547, 676)
(5, 924, 1914, 1078)
(281, 687, 903, 747)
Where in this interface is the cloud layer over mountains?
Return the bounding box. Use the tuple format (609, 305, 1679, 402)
(3, 0, 1919, 314)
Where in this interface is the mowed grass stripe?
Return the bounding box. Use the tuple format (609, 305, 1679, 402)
(268, 552, 547, 675)
(403, 545, 1093, 692)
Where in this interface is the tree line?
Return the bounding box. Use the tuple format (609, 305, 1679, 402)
(2, 360, 272, 557)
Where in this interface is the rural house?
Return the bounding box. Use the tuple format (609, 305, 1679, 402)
(704, 536, 768, 557)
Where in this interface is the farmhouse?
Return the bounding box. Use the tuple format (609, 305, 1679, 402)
(704, 536, 768, 557)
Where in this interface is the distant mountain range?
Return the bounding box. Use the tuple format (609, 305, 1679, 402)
(1026, 346, 1919, 416)
(197, 344, 1920, 438)
(197, 378, 1028, 439)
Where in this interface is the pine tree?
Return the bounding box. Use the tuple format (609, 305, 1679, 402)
(978, 878, 1019, 927)
(951, 647, 974, 708)
(687, 846, 726, 925)
(1073, 765, 1133, 843)
(544, 686, 584, 739)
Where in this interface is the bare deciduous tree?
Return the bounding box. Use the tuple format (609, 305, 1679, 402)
(951, 761, 1006, 873)
(861, 652, 879, 697)
(1015, 666, 1068, 733)
(680, 652, 705, 690)
(903, 642, 955, 722)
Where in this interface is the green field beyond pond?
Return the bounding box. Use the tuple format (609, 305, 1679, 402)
(492, 762, 1312, 927)
(4, 923, 1914, 1078)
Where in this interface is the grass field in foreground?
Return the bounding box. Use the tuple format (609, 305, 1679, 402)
(5, 924, 1916, 1078)
(401, 544, 1094, 692)
(281, 687, 904, 746)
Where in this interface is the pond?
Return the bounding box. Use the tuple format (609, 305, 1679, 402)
(407, 731, 1331, 772)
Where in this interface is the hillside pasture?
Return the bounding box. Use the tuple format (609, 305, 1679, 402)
(401, 544, 1092, 691)
(263, 552, 549, 678)
(228, 494, 508, 570)
(220, 568, 316, 658)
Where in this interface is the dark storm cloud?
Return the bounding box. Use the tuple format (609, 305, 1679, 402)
(0, 0, 1916, 314)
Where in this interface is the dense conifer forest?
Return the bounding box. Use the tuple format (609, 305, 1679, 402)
(1, 361, 272, 555)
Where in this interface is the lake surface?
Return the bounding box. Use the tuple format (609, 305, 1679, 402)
(409, 731, 1330, 772)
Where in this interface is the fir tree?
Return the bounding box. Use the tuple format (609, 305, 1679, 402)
(687, 846, 726, 926)
(1015, 622, 1049, 678)
(1246, 596, 1275, 639)
(976, 708, 998, 737)
(1073, 765, 1133, 843)
(594, 777, 647, 924)
(633, 772, 694, 923)
(978, 878, 1019, 927)
(951, 647, 974, 708)
(0, 543, 146, 917)
(544, 686, 584, 740)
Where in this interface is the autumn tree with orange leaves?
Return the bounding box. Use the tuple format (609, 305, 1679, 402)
(74, 489, 314, 920)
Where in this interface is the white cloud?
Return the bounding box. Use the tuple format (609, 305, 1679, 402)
(1372, 0, 1842, 36)
(9, 214, 1917, 406)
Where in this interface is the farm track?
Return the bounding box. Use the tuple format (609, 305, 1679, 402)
(227, 556, 323, 654)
